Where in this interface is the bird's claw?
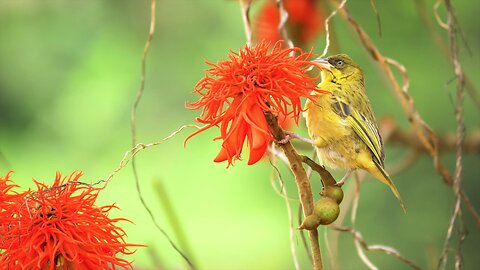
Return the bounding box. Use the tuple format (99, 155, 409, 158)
(334, 180, 345, 187)
(277, 134, 292, 144)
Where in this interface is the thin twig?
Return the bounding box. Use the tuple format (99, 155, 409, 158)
(350, 174, 378, 270)
(438, 0, 467, 269)
(331, 226, 422, 270)
(276, 0, 294, 50)
(325, 175, 358, 270)
(321, 0, 348, 57)
(103, 125, 199, 187)
(340, 174, 419, 270)
(102, 125, 199, 268)
(269, 157, 301, 270)
(298, 203, 314, 264)
(128, 1, 195, 267)
(239, 0, 253, 47)
(433, 0, 449, 30)
(369, 0, 382, 37)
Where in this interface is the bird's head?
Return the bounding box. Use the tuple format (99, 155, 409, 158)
(312, 54, 364, 84)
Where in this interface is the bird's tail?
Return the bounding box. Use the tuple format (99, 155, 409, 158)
(372, 160, 406, 213)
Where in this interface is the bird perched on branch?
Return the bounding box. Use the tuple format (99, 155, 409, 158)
(304, 54, 405, 211)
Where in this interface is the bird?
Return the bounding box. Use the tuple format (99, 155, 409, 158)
(304, 54, 405, 211)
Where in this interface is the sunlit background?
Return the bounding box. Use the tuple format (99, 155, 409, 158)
(0, 0, 479, 269)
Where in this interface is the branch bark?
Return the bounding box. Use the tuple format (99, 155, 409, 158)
(264, 112, 323, 270)
(380, 118, 480, 154)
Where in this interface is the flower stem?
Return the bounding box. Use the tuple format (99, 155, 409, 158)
(264, 112, 323, 270)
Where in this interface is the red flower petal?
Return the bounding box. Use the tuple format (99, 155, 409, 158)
(186, 41, 326, 166)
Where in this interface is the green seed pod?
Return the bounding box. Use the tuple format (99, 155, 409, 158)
(299, 214, 321, 230)
(323, 186, 344, 204)
(314, 197, 340, 225)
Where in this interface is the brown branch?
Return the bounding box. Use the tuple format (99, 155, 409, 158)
(369, 0, 382, 37)
(301, 155, 337, 187)
(239, 0, 253, 47)
(329, 0, 479, 227)
(379, 118, 480, 154)
(439, 0, 467, 268)
(276, 0, 294, 49)
(331, 226, 422, 270)
(265, 111, 323, 270)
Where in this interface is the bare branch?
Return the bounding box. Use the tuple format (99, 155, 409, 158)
(269, 157, 301, 270)
(265, 111, 323, 270)
(332, 226, 421, 270)
(276, 0, 294, 49)
(369, 0, 382, 37)
(438, 0, 467, 268)
(239, 0, 253, 47)
(379, 118, 480, 154)
(301, 155, 337, 187)
(321, 0, 348, 57)
(104, 124, 200, 187)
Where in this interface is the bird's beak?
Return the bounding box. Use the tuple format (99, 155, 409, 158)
(312, 57, 333, 71)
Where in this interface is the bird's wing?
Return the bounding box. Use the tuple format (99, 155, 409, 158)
(331, 95, 384, 166)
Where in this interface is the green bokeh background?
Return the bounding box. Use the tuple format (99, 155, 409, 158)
(0, 0, 479, 269)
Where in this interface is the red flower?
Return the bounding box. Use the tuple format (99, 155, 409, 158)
(0, 172, 24, 243)
(186, 41, 324, 166)
(0, 172, 20, 212)
(255, 0, 325, 46)
(0, 171, 138, 270)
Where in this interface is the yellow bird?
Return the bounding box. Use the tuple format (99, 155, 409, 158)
(304, 54, 405, 211)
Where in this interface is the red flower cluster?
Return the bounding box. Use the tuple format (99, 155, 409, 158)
(255, 0, 325, 46)
(186, 41, 324, 166)
(0, 171, 138, 269)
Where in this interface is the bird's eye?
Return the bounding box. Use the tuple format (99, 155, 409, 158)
(335, 60, 344, 67)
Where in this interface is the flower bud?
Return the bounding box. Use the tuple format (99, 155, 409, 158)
(314, 197, 340, 225)
(299, 214, 321, 230)
(322, 186, 344, 204)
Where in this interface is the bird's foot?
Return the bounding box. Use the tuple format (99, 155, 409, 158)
(335, 170, 353, 187)
(278, 132, 314, 145)
(277, 133, 292, 144)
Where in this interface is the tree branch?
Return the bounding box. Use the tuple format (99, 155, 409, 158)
(380, 118, 480, 154)
(264, 111, 323, 270)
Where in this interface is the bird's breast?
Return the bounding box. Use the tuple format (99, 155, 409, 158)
(304, 93, 360, 169)
(304, 94, 350, 144)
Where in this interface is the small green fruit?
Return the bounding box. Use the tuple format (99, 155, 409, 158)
(323, 186, 344, 204)
(299, 214, 320, 230)
(314, 197, 340, 225)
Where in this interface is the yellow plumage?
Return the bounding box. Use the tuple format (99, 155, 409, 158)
(304, 54, 405, 211)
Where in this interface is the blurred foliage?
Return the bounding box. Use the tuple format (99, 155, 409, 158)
(0, 0, 479, 269)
